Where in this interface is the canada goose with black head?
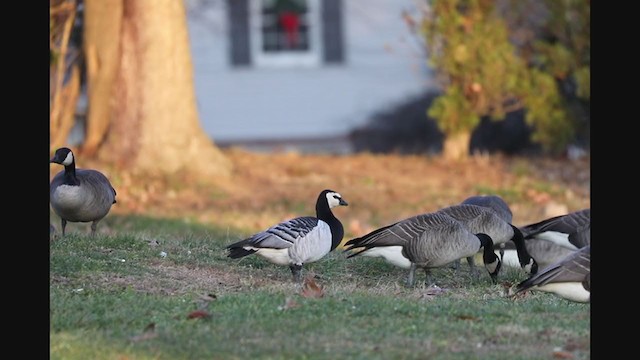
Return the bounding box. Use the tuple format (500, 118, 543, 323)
(438, 204, 538, 277)
(461, 195, 513, 223)
(344, 211, 501, 287)
(50, 147, 117, 236)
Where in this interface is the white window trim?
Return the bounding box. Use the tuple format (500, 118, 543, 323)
(248, 0, 323, 68)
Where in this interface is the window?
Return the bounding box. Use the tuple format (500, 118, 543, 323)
(261, 0, 311, 53)
(228, 0, 344, 67)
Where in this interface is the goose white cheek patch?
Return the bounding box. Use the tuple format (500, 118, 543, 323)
(327, 192, 342, 208)
(62, 152, 74, 166)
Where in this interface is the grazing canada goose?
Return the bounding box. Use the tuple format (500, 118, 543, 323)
(461, 195, 513, 223)
(437, 204, 538, 277)
(510, 245, 590, 303)
(500, 237, 577, 271)
(50, 147, 117, 236)
(519, 209, 590, 250)
(344, 211, 502, 287)
(226, 189, 348, 282)
(459, 195, 513, 261)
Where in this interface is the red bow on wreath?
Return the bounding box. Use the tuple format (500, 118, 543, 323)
(275, 0, 304, 47)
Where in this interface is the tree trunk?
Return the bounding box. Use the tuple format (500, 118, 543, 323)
(50, 64, 81, 151)
(442, 131, 471, 161)
(82, 0, 123, 157)
(84, 0, 231, 177)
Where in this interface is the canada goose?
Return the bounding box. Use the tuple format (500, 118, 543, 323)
(519, 209, 590, 250)
(437, 204, 538, 277)
(344, 211, 502, 287)
(500, 237, 577, 271)
(510, 245, 590, 303)
(459, 195, 513, 262)
(461, 195, 513, 223)
(226, 189, 348, 282)
(50, 147, 117, 236)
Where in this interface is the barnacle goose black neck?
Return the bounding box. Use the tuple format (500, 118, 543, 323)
(226, 189, 348, 282)
(50, 147, 117, 236)
(519, 209, 590, 250)
(344, 212, 501, 287)
(510, 245, 590, 303)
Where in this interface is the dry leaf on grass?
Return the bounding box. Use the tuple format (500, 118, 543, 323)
(455, 314, 479, 321)
(552, 350, 574, 359)
(187, 310, 211, 320)
(300, 276, 325, 298)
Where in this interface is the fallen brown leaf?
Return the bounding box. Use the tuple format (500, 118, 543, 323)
(455, 314, 479, 321)
(300, 276, 325, 298)
(552, 350, 574, 359)
(187, 310, 211, 319)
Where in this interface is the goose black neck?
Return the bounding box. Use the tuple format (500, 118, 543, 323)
(476, 233, 498, 261)
(316, 201, 344, 251)
(62, 161, 79, 186)
(510, 225, 532, 263)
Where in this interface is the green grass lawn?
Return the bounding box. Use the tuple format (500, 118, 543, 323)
(50, 214, 590, 360)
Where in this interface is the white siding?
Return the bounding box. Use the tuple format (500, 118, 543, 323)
(186, 0, 434, 145)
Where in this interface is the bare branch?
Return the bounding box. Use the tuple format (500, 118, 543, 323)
(50, 0, 77, 143)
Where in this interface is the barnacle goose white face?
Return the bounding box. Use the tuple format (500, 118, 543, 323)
(62, 151, 74, 166)
(326, 192, 346, 208)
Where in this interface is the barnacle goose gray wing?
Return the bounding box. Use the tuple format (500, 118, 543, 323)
(227, 217, 321, 258)
(226, 189, 348, 282)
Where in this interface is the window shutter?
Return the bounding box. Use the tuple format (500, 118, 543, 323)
(322, 0, 344, 64)
(228, 0, 251, 66)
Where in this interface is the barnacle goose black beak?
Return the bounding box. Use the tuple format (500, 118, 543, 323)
(339, 198, 348, 206)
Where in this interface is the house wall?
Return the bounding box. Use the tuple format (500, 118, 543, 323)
(186, 0, 434, 150)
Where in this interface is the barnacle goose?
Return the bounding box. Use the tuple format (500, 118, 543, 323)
(226, 189, 348, 282)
